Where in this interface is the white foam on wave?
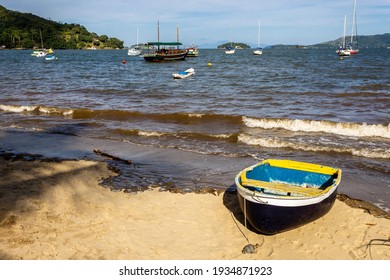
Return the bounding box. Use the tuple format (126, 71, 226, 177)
(238, 134, 390, 159)
(0, 104, 37, 113)
(187, 113, 204, 118)
(0, 104, 74, 116)
(38, 106, 74, 115)
(243, 117, 390, 139)
(137, 130, 165, 137)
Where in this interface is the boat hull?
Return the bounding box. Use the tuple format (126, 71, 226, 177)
(337, 49, 350, 56)
(235, 159, 341, 235)
(349, 49, 359, 55)
(128, 49, 142, 56)
(143, 51, 187, 62)
(172, 68, 195, 79)
(236, 187, 337, 235)
(45, 55, 57, 61)
(186, 48, 199, 57)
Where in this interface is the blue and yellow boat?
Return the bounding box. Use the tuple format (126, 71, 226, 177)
(235, 159, 342, 235)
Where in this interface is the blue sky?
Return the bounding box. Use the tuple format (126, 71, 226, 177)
(1, 0, 389, 47)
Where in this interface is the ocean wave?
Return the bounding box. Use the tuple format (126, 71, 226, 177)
(243, 117, 390, 139)
(238, 134, 390, 159)
(0, 104, 244, 126)
(0, 104, 37, 113)
(112, 128, 238, 143)
(0, 104, 73, 116)
(72, 109, 242, 126)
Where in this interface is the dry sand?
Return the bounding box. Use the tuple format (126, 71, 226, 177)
(0, 158, 389, 260)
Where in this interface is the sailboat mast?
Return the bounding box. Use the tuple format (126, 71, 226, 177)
(176, 24, 179, 50)
(39, 28, 44, 49)
(157, 21, 160, 51)
(351, 0, 356, 45)
(257, 20, 260, 47)
(343, 14, 347, 49)
(136, 26, 139, 46)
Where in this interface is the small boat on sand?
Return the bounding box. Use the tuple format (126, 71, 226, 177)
(172, 68, 195, 79)
(235, 159, 342, 235)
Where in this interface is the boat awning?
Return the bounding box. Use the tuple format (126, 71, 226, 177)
(147, 42, 183, 46)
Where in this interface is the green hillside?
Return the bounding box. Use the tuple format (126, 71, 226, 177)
(0, 5, 123, 49)
(312, 33, 390, 49)
(217, 42, 251, 49)
(270, 33, 390, 49)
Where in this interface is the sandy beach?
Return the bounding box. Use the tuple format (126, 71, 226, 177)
(0, 156, 389, 260)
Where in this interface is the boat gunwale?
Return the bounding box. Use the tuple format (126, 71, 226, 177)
(235, 159, 342, 205)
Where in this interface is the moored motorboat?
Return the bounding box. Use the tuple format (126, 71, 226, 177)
(172, 68, 195, 79)
(45, 54, 57, 61)
(235, 159, 342, 235)
(186, 47, 199, 57)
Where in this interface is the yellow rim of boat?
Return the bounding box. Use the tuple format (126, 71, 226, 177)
(237, 159, 342, 198)
(262, 159, 339, 175)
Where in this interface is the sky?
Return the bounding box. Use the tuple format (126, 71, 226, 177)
(1, 0, 389, 48)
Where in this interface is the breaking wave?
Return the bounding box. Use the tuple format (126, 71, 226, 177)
(243, 117, 390, 139)
(0, 104, 243, 126)
(0, 104, 73, 115)
(112, 128, 238, 143)
(238, 134, 390, 159)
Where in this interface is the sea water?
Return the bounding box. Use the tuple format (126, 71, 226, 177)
(0, 48, 389, 211)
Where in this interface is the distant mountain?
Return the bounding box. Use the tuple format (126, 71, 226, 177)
(0, 5, 124, 49)
(270, 33, 390, 49)
(312, 33, 390, 49)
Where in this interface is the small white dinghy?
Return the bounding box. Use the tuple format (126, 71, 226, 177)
(172, 68, 195, 79)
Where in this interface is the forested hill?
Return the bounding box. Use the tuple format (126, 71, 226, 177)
(270, 33, 390, 49)
(0, 5, 124, 49)
(312, 33, 390, 49)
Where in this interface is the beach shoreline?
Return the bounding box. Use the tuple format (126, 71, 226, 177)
(1, 150, 389, 260)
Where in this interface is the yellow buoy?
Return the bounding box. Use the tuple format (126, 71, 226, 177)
(207, 62, 212, 66)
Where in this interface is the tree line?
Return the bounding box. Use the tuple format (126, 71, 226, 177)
(0, 5, 124, 49)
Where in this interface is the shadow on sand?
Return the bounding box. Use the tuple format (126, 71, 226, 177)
(222, 185, 259, 234)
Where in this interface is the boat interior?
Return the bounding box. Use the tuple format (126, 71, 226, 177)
(240, 160, 340, 197)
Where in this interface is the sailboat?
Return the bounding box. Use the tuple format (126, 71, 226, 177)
(225, 45, 235, 54)
(337, 14, 350, 56)
(31, 29, 53, 57)
(347, 0, 359, 54)
(253, 20, 263, 55)
(225, 26, 235, 54)
(128, 26, 142, 56)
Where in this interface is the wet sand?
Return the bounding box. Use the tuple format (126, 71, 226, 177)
(0, 156, 389, 260)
